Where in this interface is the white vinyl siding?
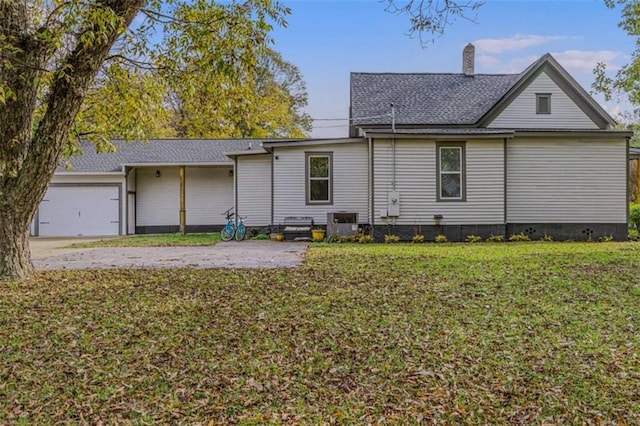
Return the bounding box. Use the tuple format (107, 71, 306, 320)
(373, 139, 504, 225)
(237, 154, 272, 226)
(136, 166, 233, 227)
(488, 71, 598, 129)
(506, 138, 627, 223)
(136, 167, 180, 226)
(186, 167, 234, 225)
(273, 142, 368, 225)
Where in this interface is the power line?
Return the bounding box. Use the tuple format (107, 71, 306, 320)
(312, 113, 392, 122)
(313, 124, 350, 129)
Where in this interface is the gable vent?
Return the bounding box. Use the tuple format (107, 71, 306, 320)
(463, 43, 475, 77)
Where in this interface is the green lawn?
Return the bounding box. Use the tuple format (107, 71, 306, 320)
(2, 242, 640, 423)
(69, 232, 222, 247)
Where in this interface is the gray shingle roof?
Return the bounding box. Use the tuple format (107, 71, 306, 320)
(59, 139, 285, 173)
(350, 73, 521, 126)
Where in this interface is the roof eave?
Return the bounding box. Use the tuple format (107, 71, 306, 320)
(514, 129, 633, 138)
(122, 162, 232, 167)
(262, 138, 365, 148)
(54, 171, 126, 176)
(362, 130, 516, 139)
(224, 149, 270, 157)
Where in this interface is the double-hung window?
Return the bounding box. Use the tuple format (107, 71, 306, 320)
(306, 152, 332, 204)
(437, 143, 465, 201)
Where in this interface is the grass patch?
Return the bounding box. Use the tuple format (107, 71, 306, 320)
(2, 242, 640, 422)
(69, 233, 221, 248)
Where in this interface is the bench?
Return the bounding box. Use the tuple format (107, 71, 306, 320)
(279, 216, 314, 240)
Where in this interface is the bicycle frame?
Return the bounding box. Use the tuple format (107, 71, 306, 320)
(220, 208, 247, 241)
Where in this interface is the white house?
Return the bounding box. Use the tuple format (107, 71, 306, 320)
(35, 46, 632, 241)
(230, 46, 631, 241)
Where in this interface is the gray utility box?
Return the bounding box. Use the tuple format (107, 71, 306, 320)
(327, 212, 359, 237)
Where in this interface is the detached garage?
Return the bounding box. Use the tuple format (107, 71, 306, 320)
(34, 139, 261, 237)
(37, 185, 121, 237)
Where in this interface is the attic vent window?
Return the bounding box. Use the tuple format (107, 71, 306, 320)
(536, 93, 551, 114)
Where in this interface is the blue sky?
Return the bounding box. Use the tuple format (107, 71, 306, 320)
(269, 0, 636, 137)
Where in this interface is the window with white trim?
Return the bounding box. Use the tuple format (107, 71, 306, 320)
(306, 152, 332, 204)
(437, 143, 465, 201)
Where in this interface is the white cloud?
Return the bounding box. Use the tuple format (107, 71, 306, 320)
(474, 34, 579, 54)
(478, 54, 538, 74)
(477, 50, 626, 75)
(477, 54, 499, 68)
(550, 50, 625, 73)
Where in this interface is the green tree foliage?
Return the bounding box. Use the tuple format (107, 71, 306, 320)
(592, 0, 640, 145)
(0, 0, 484, 280)
(0, 0, 291, 279)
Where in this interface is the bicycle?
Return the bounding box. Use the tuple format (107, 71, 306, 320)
(220, 208, 247, 241)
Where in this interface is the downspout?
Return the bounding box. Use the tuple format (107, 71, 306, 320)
(368, 136, 374, 232)
(503, 137, 508, 237)
(391, 104, 397, 227)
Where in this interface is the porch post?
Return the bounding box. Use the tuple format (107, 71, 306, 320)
(179, 165, 186, 235)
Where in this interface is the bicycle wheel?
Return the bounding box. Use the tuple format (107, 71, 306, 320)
(235, 221, 246, 241)
(221, 222, 235, 241)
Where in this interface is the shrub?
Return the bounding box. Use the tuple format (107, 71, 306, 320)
(631, 204, 640, 230)
(599, 234, 614, 242)
(434, 234, 448, 243)
(357, 234, 373, 244)
(508, 232, 530, 242)
(384, 234, 401, 244)
(540, 233, 553, 242)
(337, 235, 360, 243)
(252, 234, 269, 240)
(412, 234, 425, 244)
(465, 234, 482, 243)
(486, 234, 504, 243)
(629, 229, 640, 241)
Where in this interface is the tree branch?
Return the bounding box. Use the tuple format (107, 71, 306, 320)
(106, 54, 161, 71)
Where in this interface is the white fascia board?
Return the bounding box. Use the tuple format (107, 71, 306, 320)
(514, 130, 633, 139)
(123, 162, 232, 167)
(224, 149, 269, 157)
(54, 171, 126, 176)
(363, 131, 515, 140)
(262, 138, 365, 148)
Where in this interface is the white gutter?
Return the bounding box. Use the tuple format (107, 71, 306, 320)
(262, 138, 364, 148)
(122, 162, 231, 167)
(54, 171, 126, 176)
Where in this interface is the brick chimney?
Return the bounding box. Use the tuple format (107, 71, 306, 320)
(463, 43, 475, 76)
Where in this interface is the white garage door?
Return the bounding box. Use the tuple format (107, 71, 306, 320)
(39, 186, 120, 236)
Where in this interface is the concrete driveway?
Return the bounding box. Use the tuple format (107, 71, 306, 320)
(30, 238, 309, 270)
(30, 237, 110, 260)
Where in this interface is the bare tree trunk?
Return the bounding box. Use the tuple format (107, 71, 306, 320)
(0, 213, 32, 280)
